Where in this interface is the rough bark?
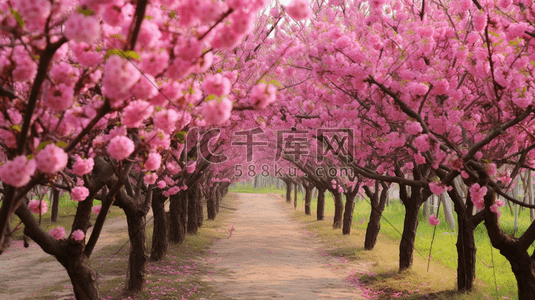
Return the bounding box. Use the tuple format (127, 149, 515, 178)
(399, 198, 421, 271)
(168, 191, 187, 245)
(294, 182, 298, 209)
(196, 186, 204, 228)
(448, 188, 478, 292)
(342, 192, 357, 235)
(215, 187, 221, 214)
(483, 188, 535, 299)
(16, 202, 99, 299)
(398, 182, 429, 272)
(285, 180, 293, 203)
(60, 245, 99, 299)
(317, 186, 326, 221)
(150, 190, 169, 261)
(364, 184, 389, 250)
(304, 184, 313, 215)
(51, 188, 60, 222)
(187, 186, 199, 234)
(124, 209, 147, 292)
(207, 187, 217, 220)
(332, 192, 344, 229)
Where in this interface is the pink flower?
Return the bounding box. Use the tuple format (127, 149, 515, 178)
(490, 204, 502, 218)
(28, 199, 48, 214)
(71, 186, 89, 202)
(469, 183, 487, 210)
(0, 156, 36, 187)
(187, 162, 196, 173)
(428, 214, 440, 226)
(168, 186, 181, 195)
(286, 0, 313, 21)
(153, 109, 179, 134)
(429, 182, 445, 195)
(64, 13, 100, 44)
(202, 98, 233, 125)
(102, 56, 140, 104)
(45, 84, 74, 111)
(49, 226, 66, 240)
(157, 180, 167, 189)
(35, 144, 68, 174)
(414, 134, 431, 152)
(506, 23, 527, 41)
(405, 121, 423, 135)
(122, 100, 154, 128)
(71, 42, 103, 68)
(414, 152, 426, 164)
(144, 173, 158, 185)
(202, 74, 231, 97)
(72, 156, 94, 176)
(473, 11, 487, 32)
(485, 163, 497, 176)
(107, 136, 135, 161)
(71, 229, 85, 242)
(250, 83, 277, 109)
(92, 205, 101, 215)
(144, 153, 161, 171)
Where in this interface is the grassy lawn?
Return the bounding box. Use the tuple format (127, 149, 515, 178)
(8, 194, 124, 241)
(230, 182, 525, 299)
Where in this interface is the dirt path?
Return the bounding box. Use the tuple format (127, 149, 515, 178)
(0, 216, 129, 300)
(204, 193, 370, 299)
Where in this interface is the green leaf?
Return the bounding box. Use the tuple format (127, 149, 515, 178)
(104, 49, 141, 61)
(144, 15, 154, 20)
(170, 10, 177, 19)
(10, 9, 24, 28)
(176, 131, 186, 142)
(77, 8, 95, 16)
(206, 94, 217, 101)
(268, 79, 282, 88)
(56, 141, 68, 148)
(11, 124, 21, 132)
(36, 141, 52, 152)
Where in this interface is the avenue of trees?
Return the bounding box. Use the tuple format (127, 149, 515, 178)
(2, 0, 535, 299)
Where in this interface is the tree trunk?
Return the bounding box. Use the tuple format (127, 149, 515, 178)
(215, 187, 221, 214)
(124, 210, 148, 292)
(150, 190, 168, 261)
(364, 185, 389, 250)
(285, 180, 293, 203)
(333, 192, 343, 229)
(196, 187, 203, 228)
(342, 193, 357, 235)
(399, 199, 422, 271)
(59, 246, 100, 300)
(317, 187, 326, 221)
(51, 188, 60, 222)
(456, 213, 477, 292)
(304, 185, 313, 215)
(169, 191, 187, 244)
(187, 186, 198, 235)
(207, 187, 217, 220)
(294, 182, 298, 209)
(482, 189, 535, 299)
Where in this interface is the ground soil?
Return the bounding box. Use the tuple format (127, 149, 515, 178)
(0, 192, 371, 299)
(202, 193, 371, 299)
(0, 215, 129, 300)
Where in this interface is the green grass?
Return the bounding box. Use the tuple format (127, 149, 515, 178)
(8, 199, 124, 241)
(231, 183, 526, 299)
